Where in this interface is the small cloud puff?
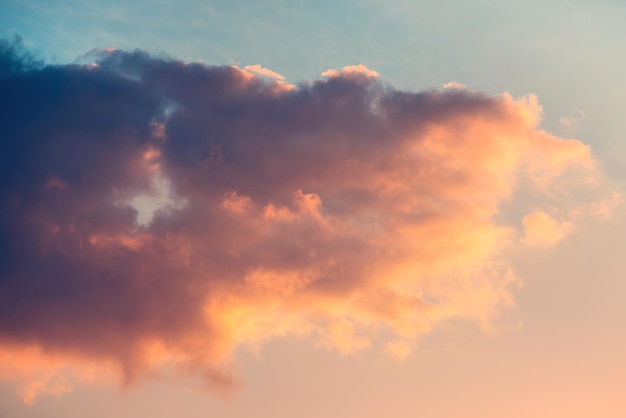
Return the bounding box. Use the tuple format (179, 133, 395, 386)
(522, 211, 573, 247)
(559, 110, 585, 136)
(322, 64, 379, 78)
(442, 81, 467, 89)
(243, 64, 286, 80)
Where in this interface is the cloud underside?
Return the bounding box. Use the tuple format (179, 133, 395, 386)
(0, 42, 613, 402)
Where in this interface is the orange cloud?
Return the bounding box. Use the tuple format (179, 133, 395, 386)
(322, 64, 379, 78)
(0, 46, 615, 403)
(236, 64, 295, 93)
(243, 64, 286, 80)
(442, 81, 467, 89)
(522, 211, 573, 247)
(0, 345, 115, 404)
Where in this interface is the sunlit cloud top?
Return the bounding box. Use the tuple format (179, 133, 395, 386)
(0, 38, 615, 403)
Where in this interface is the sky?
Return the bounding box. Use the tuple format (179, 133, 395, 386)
(1, 1, 626, 417)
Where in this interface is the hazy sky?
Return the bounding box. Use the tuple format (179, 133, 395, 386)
(1, 1, 626, 417)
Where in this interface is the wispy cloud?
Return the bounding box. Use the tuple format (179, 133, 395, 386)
(559, 110, 585, 136)
(0, 39, 614, 402)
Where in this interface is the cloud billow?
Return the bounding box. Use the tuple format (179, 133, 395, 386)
(0, 39, 610, 402)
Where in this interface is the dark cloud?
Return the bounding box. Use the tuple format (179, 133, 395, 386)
(0, 38, 603, 401)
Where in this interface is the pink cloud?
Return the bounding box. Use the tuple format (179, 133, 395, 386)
(0, 46, 615, 402)
(522, 211, 573, 247)
(243, 64, 286, 80)
(322, 64, 379, 78)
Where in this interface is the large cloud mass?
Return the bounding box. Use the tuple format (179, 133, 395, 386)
(0, 39, 613, 402)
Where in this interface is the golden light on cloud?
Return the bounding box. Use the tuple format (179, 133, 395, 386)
(322, 64, 380, 78)
(243, 64, 286, 80)
(0, 48, 616, 403)
(522, 211, 573, 247)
